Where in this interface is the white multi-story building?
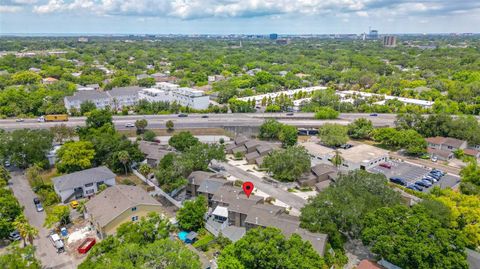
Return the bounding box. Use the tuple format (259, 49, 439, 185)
(336, 90, 434, 108)
(237, 86, 326, 106)
(171, 87, 209, 109)
(138, 88, 169, 103)
(155, 82, 179, 91)
(64, 91, 111, 111)
(108, 86, 141, 110)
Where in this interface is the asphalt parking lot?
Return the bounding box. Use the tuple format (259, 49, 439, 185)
(368, 161, 460, 192)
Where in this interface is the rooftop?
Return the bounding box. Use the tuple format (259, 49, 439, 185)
(339, 144, 389, 164)
(53, 166, 116, 192)
(65, 90, 110, 103)
(301, 142, 335, 156)
(85, 185, 160, 227)
(108, 86, 142, 97)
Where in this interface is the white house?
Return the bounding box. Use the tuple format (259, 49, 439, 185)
(53, 166, 116, 203)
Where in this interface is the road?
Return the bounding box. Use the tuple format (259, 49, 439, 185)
(9, 171, 77, 269)
(0, 113, 397, 131)
(215, 161, 307, 211)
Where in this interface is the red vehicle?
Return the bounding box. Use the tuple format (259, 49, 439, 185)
(379, 163, 392, 169)
(77, 238, 96, 254)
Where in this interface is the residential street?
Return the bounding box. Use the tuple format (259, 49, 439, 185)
(215, 161, 307, 210)
(9, 171, 77, 269)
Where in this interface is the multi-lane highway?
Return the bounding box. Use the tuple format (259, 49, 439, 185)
(0, 113, 398, 130)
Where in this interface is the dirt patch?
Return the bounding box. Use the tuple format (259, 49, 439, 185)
(64, 219, 98, 260)
(115, 173, 151, 192)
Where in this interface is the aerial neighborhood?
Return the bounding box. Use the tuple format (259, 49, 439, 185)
(0, 34, 479, 269)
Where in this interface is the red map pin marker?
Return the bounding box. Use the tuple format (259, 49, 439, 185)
(242, 181, 254, 198)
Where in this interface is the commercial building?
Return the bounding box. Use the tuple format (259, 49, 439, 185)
(339, 144, 389, 170)
(171, 87, 209, 109)
(383, 36, 397, 47)
(53, 166, 116, 203)
(85, 185, 163, 239)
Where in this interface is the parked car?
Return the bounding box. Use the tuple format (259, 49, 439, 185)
(432, 169, 445, 176)
(407, 184, 423, 192)
(415, 180, 432, 188)
(369, 113, 378, 116)
(50, 233, 65, 253)
(390, 177, 407, 186)
(33, 197, 40, 205)
(429, 172, 442, 180)
(70, 200, 79, 209)
(125, 122, 135, 128)
(424, 175, 438, 183)
(431, 156, 438, 162)
(201, 115, 209, 118)
(422, 177, 435, 184)
(379, 163, 392, 169)
(178, 114, 188, 117)
(339, 144, 353, 149)
(4, 160, 10, 167)
(36, 202, 44, 212)
(9, 230, 21, 241)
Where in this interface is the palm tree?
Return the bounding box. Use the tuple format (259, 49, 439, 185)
(331, 149, 343, 168)
(14, 215, 38, 247)
(117, 150, 130, 175)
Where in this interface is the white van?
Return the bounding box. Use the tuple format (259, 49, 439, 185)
(50, 233, 65, 253)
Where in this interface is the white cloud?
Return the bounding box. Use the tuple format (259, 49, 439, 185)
(0, 5, 22, 12)
(26, 0, 480, 20)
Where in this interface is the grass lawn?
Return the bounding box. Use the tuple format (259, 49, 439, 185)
(115, 173, 151, 192)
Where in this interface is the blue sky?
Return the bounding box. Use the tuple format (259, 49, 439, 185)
(1, 0, 480, 34)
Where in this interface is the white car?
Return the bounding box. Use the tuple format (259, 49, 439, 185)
(125, 123, 135, 128)
(15, 118, 24, 122)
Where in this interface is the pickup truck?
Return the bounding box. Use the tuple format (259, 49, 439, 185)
(50, 233, 65, 253)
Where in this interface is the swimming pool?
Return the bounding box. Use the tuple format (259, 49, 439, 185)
(178, 231, 188, 242)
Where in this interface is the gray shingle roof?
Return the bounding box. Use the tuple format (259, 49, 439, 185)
(85, 185, 161, 227)
(188, 171, 216, 186)
(108, 86, 142, 97)
(197, 179, 227, 194)
(53, 166, 116, 192)
(65, 91, 110, 103)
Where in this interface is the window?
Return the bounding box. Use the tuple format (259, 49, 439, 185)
(85, 189, 95, 195)
(85, 183, 93, 187)
(131, 207, 137, 211)
(131, 216, 138, 221)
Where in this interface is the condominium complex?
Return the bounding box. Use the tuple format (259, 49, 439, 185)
(65, 83, 210, 112)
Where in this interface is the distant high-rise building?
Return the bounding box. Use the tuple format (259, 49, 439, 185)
(369, 29, 378, 39)
(269, 33, 278, 40)
(383, 36, 397, 47)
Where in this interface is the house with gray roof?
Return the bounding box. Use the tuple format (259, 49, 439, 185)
(64, 91, 111, 112)
(53, 166, 116, 203)
(85, 185, 163, 239)
(138, 141, 171, 167)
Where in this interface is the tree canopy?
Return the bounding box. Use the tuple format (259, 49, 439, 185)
(262, 146, 310, 182)
(177, 196, 207, 231)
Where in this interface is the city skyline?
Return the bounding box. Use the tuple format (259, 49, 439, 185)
(1, 0, 480, 34)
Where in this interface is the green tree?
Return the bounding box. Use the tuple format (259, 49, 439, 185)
(0, 245, 41, 269)
(259, 119, 283, 140)
(314, 107, 339, 119)
(143, 130, 156, 142)
(166, 120, 174, 131)
(80, 101, 96, 115)
(347, 118, 374, 139)
(85, 109, 113, 129)
(318, 123, 348, 147)
(117, 150, 130, 175)
(265, 104, 281, 112)
(50, 124, 75, 144)
(459, 159, 480, 195)
(137, 77, 155, 88)
(135, 119, 148, 134)
(263, 146, 310, 182)
(177, 195, 207, 231)
(362, 205, 468, 269)
(301, 171, 401, 246)
(138, 163, 152, 176)
(0, 189, 23, 239)
(278, 125, 298, 147)
(218, 227, 325, 269)
(168, 131, 199, 152)
(56, 141, 95, 173)
(6, 129, 53, 168)
(45, 205, 70, 228)
(13, 215, 38, 247)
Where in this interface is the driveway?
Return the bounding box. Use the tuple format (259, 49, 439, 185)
(213, 161, 307, 210)
(9, 171, 77, 269)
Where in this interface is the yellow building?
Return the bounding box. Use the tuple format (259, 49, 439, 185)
(85, 185, 163, 239)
